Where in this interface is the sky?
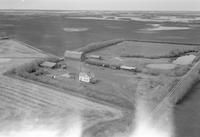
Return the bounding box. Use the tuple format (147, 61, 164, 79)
(0, 0, 200, 11)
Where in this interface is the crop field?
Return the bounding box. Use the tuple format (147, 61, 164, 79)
(0, 75, 123, 129)
(1, 11, 200, 56)
(0, 39, 131, 137)
(0, 39, 46, 58)
(2, 37, 200, 137)
(1, 10, 200, 137)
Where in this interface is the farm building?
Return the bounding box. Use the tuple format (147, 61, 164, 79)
(87, 55, 102, 60)
(40, 61, 57, 68)
(79, 72, 96, 84)
(120, 65, 136, 71)
(64, 50, 84, 61)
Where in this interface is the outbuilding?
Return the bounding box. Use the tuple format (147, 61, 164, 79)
(40, 61, 57, 68)
(120, 65, 136, 71)
(88, 55, 102, 60)
(64, 50, 84, 61)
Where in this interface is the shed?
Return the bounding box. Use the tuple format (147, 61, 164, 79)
(120, 65, 136, 71)
(40, 61, 57, 68)
(88, 55, 102, 60)
(64, 50, 84, 61)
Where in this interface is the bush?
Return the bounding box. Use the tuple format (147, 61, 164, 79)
(4, 57, 58, 78)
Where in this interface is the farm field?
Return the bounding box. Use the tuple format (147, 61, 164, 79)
(2, 38, 200, 137)
(1, 11, 200, 56)
(0, 39, 47, 74)
(1, 10, 200, 137)
(0, 39, 46, 58)
(1, 38, 185, 137)
(0, 39, 129, 137)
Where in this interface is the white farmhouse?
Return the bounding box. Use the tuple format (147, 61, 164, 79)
(79, 72, 96, 83)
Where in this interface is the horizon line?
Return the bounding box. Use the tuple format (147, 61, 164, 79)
(0, 9, 200, 12)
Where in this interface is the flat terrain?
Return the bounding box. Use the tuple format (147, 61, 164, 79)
(0, 40, 125, 137)
(0, 39, 184, 137)
(0, 40, 43, 58)
(1, 10, 200, 137)
(1, 11, 200, 56)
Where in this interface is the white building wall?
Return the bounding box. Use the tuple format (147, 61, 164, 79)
(79, 75, 90, 83)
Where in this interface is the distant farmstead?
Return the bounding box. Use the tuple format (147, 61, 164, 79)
(40, 61, 57, 68)
(64, 50, 84, 61)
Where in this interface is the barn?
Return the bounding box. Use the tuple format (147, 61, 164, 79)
(64, 50, 84, 61)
